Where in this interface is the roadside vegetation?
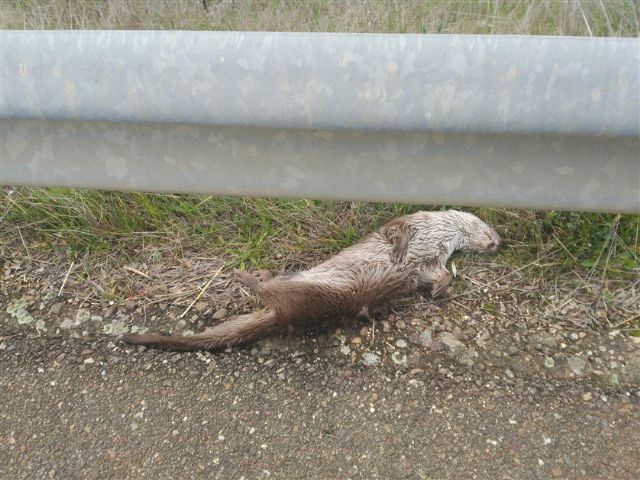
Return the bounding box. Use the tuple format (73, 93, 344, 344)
(1, 1, 638, 331)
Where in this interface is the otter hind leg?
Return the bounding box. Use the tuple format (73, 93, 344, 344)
(431, 268, 452, 297)
(381, 220, 413, 263)
(234, 269, 263, 293)
(256, 270, 273, 282)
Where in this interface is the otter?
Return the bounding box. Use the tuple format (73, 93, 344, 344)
(120, 210, 501, 351)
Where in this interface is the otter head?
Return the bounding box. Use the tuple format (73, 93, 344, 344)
(451, 211, 502, 253)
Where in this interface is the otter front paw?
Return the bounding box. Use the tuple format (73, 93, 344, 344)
(431, 270, 452, 297)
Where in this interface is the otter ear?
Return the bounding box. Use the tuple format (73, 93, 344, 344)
(382, 219, 413, 263)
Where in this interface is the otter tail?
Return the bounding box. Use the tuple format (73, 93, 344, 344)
(120, 307, 280, 351)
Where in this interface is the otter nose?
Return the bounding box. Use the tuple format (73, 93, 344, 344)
(488, 234, 502, 252)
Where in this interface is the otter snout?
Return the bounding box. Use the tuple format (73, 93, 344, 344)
(485, 230, 502, 253)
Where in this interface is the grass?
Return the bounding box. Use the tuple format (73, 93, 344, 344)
(1, 0, 639, 331)
(1, 0, 639, 36)
(2, 187, 637, 282)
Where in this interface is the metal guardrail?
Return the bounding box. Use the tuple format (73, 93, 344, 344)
(1, 30, 639, 213)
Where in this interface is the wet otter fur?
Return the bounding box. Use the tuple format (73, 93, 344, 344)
(120, 210, 501, 351)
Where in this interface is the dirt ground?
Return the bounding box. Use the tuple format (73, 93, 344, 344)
(2, 249, 639, 479)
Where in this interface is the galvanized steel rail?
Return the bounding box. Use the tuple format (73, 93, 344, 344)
(1, 30, 638, 212)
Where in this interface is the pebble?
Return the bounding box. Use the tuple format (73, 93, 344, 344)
(60, 318, 77, 329)
(544, 357, 555, 369)
(194, 301, 208, 312)
(49, 302, 64, 315)
(391, 352, 407, 368)
(567, 356, 587, 376)
(213, 308, 228, 320)
(419, 329, 433, 348)
(395, 339, 407, 348)
(7, 300, 35, 325)
(361, 353, 380, 366)
(83, 357, 95, 364)
(582, 392, 592, 401)
(440, 332, 464, 354)
(452, 326, 463, 339)
(76, 309, 91, 323)
(340, 346, 351, 356)
(124, 300, 136, 311)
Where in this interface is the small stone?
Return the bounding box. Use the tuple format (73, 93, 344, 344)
(391, 352, 407, 368)
(505, 368, 515, 379)
(340, 346, 351, 355)
(457, 346, 478, 366)
(567, 356, 587, 376)
(582, 392, 592, 401)
(440, 332, 464, 354)
(552, 466, 563, 477)
(84, 357, 95, 364)
(194, 301, 208, 312)
(351, 337, 362, 345)
(395, 339, 407, 348)
(105, 320, 129, 336)
(361, 353, 380, 366)
(124, 300, 136, 311)
(419, 329, 433, 348)
(49, 302, 64, 315)
(7, 299, 35, 325)
(60, 318, 76, 329)
(76, 309, 91, 323)
(569, 333, 579, 341)
(544, 357, 555, 369)
(213, 308, 228, 320)
(396, 320, 406, 329)
(359, 326, 369, 337)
